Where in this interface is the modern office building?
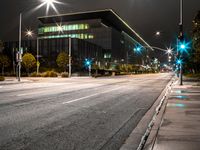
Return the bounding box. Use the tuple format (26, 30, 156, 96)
(37, 9, 152, 68)
(5, 9, 152, 72)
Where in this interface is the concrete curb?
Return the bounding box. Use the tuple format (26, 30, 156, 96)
(120, 76, 176, 150)
(142, 78, 178, 150)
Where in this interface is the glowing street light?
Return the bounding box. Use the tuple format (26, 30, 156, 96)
(40, 0, 63, 14)
(155, 31, 161, 36)
(166, 47, 173, 54)
(17, 0, 64, 80)
(25, 30, 33, 37)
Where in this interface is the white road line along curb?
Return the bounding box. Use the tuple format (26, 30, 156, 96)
(136, 77, 176, 150)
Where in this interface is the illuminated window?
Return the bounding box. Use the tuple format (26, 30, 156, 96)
(40, 33, 94, 40)
(104, 53, 111, 59)
(88, 35, 94, 39)
(38, 23, 90, 34)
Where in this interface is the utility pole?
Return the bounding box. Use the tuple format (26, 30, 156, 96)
(68, 38, 72, 78)
(89, 64, 91, 77)
(18, 13, 22, 82)
(179, 0, 183, 85)
(36, 38, 39, 75)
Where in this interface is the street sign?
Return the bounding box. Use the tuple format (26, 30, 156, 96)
(16, 52, 22, 62)
(20, 48, 23, 55)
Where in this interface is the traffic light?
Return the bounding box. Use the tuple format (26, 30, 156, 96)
(178, 40, 190, 53)
(134, 45, 142, 53)
(176, 58, 182, 65)
(84, 58, 92, 67)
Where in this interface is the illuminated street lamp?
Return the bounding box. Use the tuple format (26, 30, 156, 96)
(155, 31, 161, 36)
(17, 0, 63, 80)
(25, 29, 34, 53)
(166, 47, 173, 54)
(25, 30, 33, 37)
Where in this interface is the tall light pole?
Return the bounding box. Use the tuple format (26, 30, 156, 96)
(17, 13, 22, 82)
(68, 38, 72, 78)
(17, 0, 62, 79)
(37, 37, 40, 75)
(179, 0, 184, 85)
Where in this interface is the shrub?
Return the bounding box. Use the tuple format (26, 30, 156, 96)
(42, 71, 58, 77)
(30, 72, 42, 77)
(0, 76, 5, 81)
(61, 72, 68, 78)
(22, 53, 36, 75)
(56, 52, 69, 72)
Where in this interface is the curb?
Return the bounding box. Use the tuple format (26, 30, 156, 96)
(120, 76, 176, 150)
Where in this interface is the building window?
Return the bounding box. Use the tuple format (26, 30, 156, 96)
(38, 23, 90, 34)
(104, 53, 111, 59)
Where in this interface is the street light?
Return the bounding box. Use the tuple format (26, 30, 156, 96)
(155, 31, 161, 36)
(25, 30, 33, 37)
(166, 47, 173, 54)
(25, 29, 34, 53)
(17, 0, 63, 81)
(178, 0, 184, 85)
(40, 0, 62, 14)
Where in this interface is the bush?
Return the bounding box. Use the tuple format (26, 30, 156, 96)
(42, 71, 58, 77)
(0, 76, 5, 81)
(61, 72, 68, 78)
(30, 72, 42, 77)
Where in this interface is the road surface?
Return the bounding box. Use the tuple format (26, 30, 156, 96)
(0, 73, 172, 150)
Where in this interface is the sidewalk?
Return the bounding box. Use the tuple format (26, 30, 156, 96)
(144, 78, 200, 150)
(0, 77, 32, 85)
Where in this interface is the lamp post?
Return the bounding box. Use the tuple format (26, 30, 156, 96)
(17, 13, 22, 82)
(178, 0, 184, 85)
(17, 0, 61, 80)
(68, 37, 72, 78)
(36, 37, 40, 75)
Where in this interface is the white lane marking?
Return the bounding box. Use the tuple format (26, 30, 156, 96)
(63, 86, 122, 104)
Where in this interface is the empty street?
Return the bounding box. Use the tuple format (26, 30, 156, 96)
(0, 73, 172, 150)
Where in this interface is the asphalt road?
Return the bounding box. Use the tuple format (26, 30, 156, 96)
(0, 73, 172, 150)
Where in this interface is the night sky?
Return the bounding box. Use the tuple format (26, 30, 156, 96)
(0, 0, 199, 49)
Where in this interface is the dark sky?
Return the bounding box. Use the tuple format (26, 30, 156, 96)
(0, 0, 199, 49)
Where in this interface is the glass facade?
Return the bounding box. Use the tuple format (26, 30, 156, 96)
(4, 10, 151, 74)
(37, 17, 146, 68)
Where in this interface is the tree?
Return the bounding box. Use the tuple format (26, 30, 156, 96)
(192, 10, 200, 72)
(56, 52, 69, 72)
(92, 63, 99, 76)
(0, 54, 10, 76)
(22, 53, 36, 75)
